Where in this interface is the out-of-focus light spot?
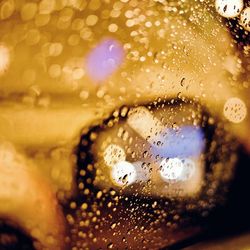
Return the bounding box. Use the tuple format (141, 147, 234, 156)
(160, 158, 183, 181)
(240, 7, 250, 32)
(0, 45, 10, 75)
(223, 97, 247, 123)
(160, 158, 196, 182)
(108, 23, 118, 33)
(35, 13, 50, 27)
(215, 0, 243, 18)
(111, 161, 137, 186)
(72, 18, 85, 31)
(39, 0, 55, 14)
(79, 90, 89, 100)
(104, 144, 126, 167)
(86, 14, 98, 26)
(181, 158, 196, 181)
(126, 19, 135, 27)
(127, 107, 164, 144)
(88, 0, 101, 11)
(21, 2, 38, 21)
(86, 39, 124, 82)
(152, 126, 205, 158)
(67, 0, 87, 10)
(80, 27, 92, 40)
(0, 0, 15, 20)
(42, 42, 63, 57)
(68, 34, 80, 46)
(72, 67, 85, 80)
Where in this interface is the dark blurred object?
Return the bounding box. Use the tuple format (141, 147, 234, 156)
(166, 146, 250, 249)
(183, 231, 250, 250)
(0, 222, 34, 250)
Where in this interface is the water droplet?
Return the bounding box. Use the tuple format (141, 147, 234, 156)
(96, 191, 102, 199)
(111, 222, 116, 229)
(107, 243, 113, 249)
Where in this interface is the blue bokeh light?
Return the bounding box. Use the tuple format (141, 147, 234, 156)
(151, 126, 205, 158)
(86, 39, 124, 82)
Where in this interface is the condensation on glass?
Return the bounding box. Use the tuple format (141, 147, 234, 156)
(0, 0, 249, 249)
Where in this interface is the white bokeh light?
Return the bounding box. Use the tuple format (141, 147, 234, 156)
(0, 45, 10, 75)
(111, 161, 137, 186)
(240, 7, 250, 32)
(181, 158, 196, 181)
(103, 144, 126, 167)
(159, 158, 184, 181)
(223, 97, 247, 124)
(215, 0, 243, 18)
(127, 106, 164, 144)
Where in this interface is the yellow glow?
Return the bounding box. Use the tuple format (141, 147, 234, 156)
(103, 144, 126, 167)
(0, 45, 10, 75)
(223, 97, 247, 124)
(39, 0, 55, 14)
(0, 143, 15, 165)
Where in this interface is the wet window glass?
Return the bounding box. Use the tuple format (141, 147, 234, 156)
(0, 0, 249, 249)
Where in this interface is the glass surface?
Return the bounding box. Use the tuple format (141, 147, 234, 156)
(0, 0, 249, 249)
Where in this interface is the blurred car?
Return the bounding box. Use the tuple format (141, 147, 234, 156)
(0, 0, 249, 249)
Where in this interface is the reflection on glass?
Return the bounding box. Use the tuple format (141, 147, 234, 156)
(0, 0, 249, 249)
